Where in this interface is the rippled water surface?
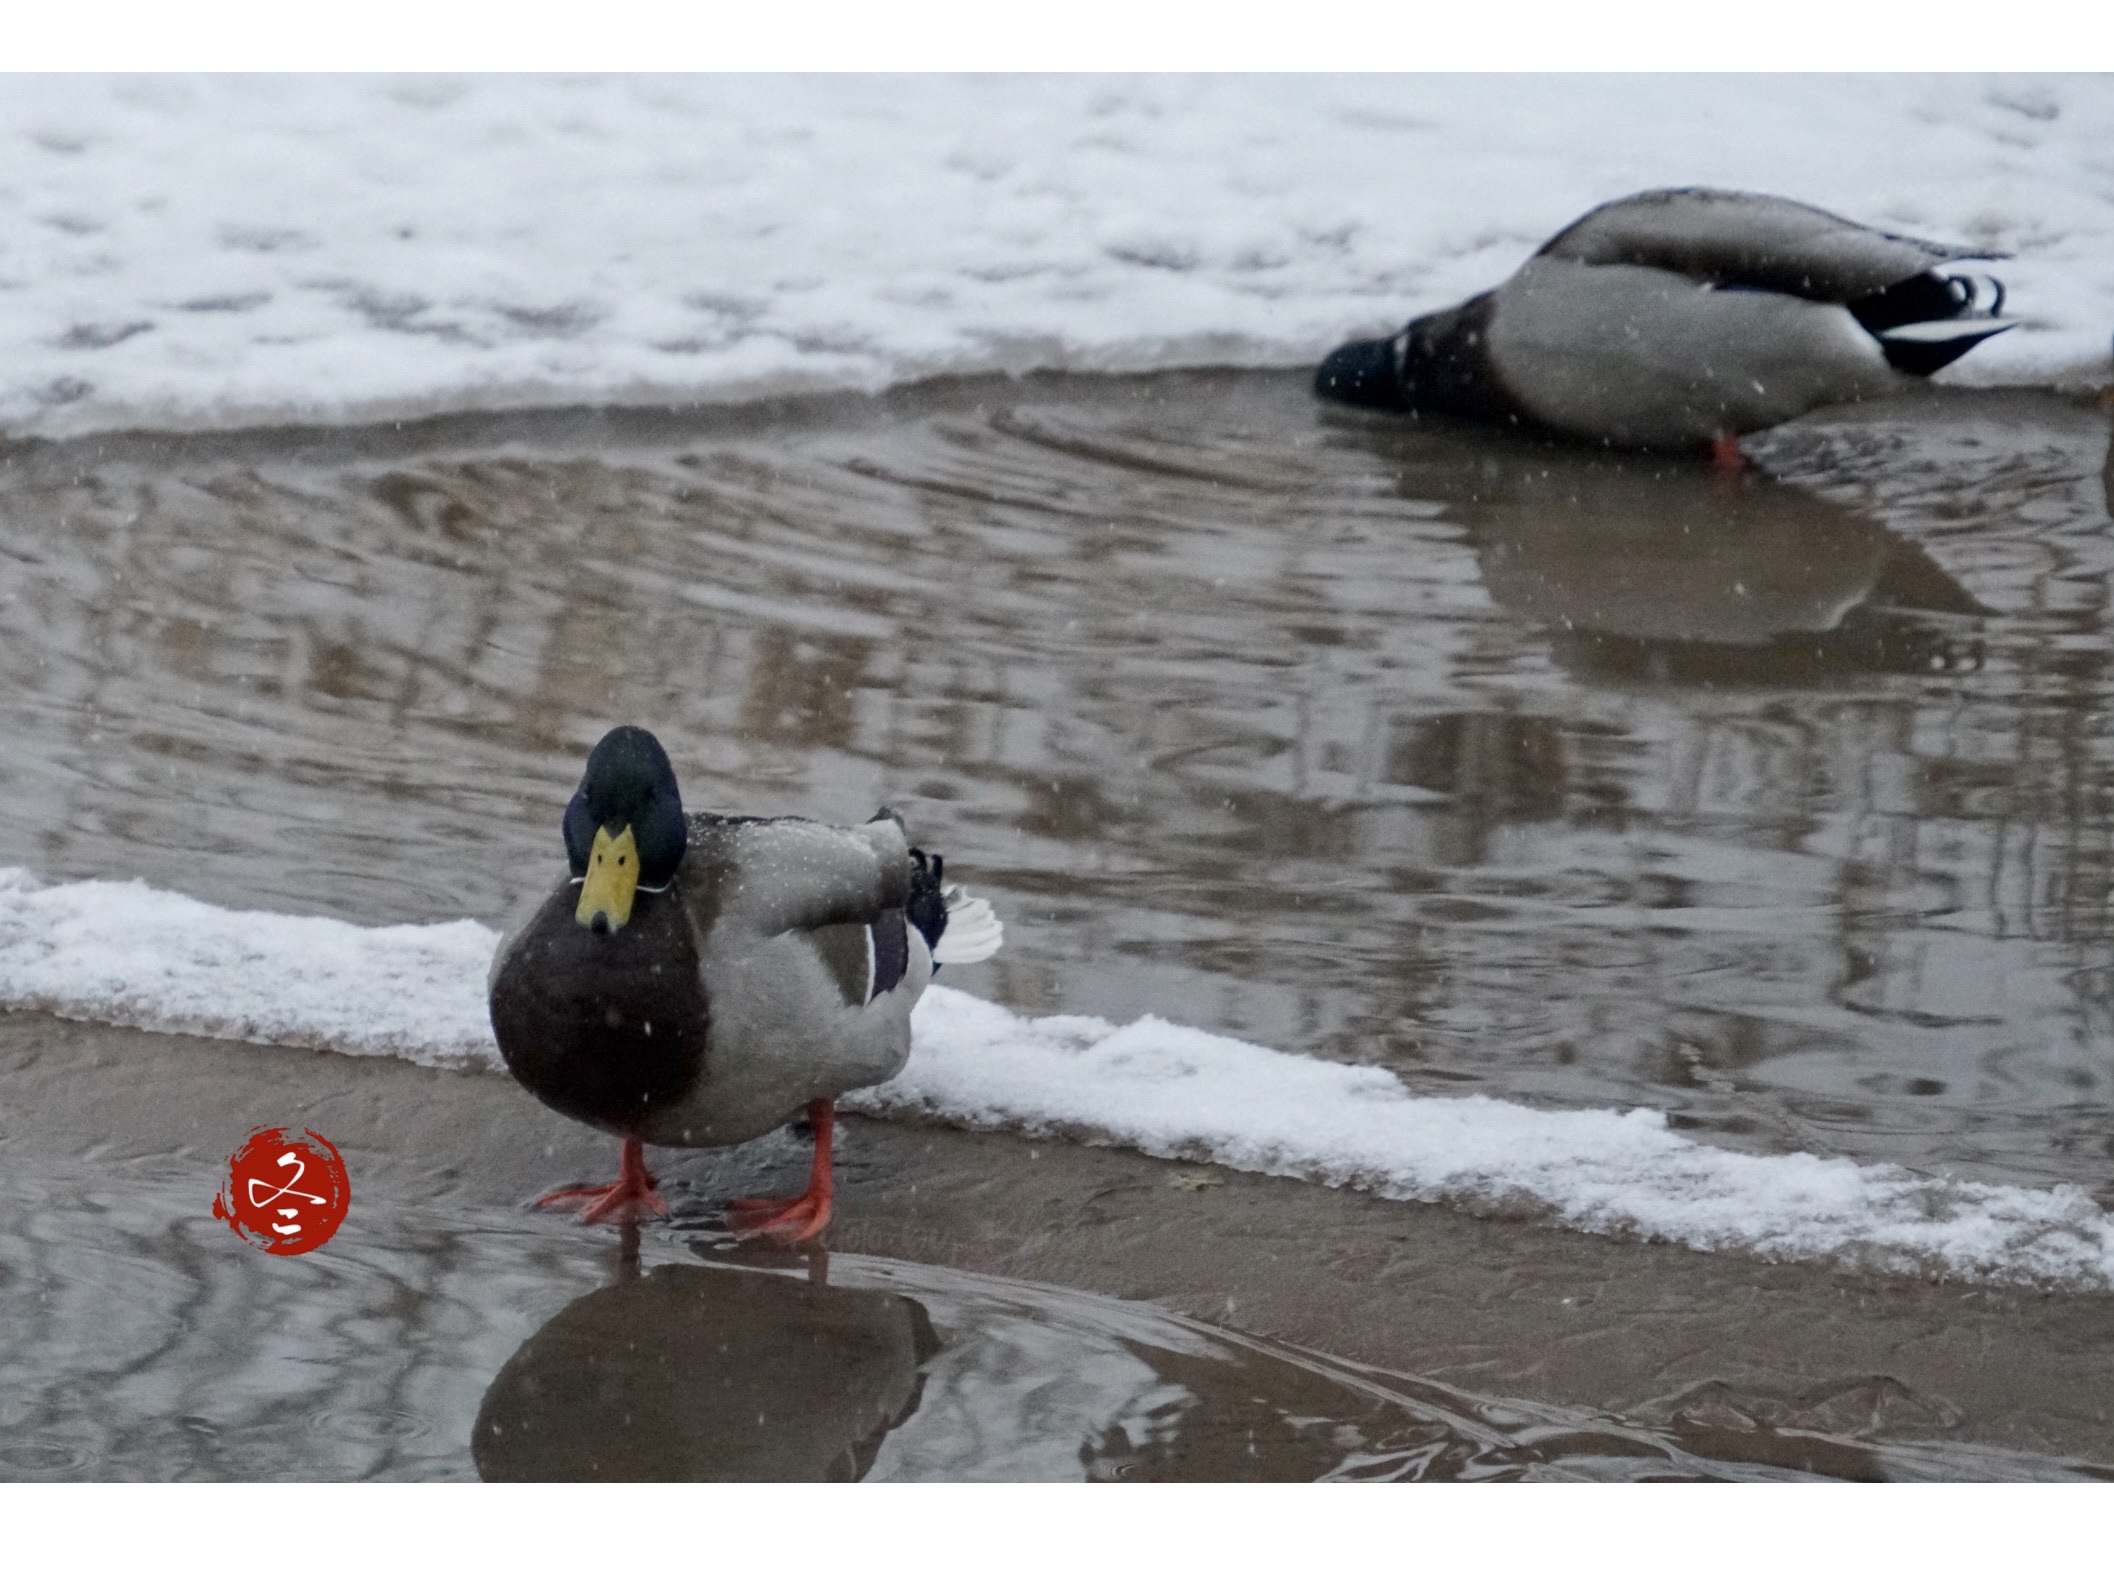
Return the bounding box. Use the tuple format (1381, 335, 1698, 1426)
(1, 374, 2111, 1191)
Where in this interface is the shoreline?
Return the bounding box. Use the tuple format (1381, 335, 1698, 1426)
(6, 362, 2112, 458)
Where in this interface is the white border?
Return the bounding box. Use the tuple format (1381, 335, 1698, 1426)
(6, 1484, 2112, 1575)
(3, 1, 2111, 71)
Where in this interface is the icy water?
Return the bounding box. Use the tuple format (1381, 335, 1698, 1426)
(1, 1158, 2099, 1483)
(1, 372, 2112, 1198)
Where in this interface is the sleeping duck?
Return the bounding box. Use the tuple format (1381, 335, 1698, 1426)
(488, 726, 1003, 1242)
(1315, 187, 2016, 455)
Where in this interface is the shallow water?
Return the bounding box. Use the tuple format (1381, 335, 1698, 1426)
(0, 1158, 2098, 1483)
(0, 374, 2111, 1196)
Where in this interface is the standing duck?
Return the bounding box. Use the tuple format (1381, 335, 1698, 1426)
(488, 726, 1003, 1242)
(1315, 187, 2016, 455)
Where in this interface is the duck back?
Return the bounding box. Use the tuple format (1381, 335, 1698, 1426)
(1538, 187, 1987, 301)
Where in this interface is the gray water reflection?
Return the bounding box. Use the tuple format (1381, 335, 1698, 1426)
(4, 1158, 2108, 1483)
(487, 1239, 1988, 1482)
(475, 1250, 942, 1481)
(0, 377, 2111, 1192)
(1454, 442, 1988, 682)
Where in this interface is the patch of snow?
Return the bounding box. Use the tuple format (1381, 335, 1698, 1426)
(0, 75, 2108, 440)
(884, 988, 2114, 1292)
(4, 865, 2113, 1292)
(0, 868, 499, 1068)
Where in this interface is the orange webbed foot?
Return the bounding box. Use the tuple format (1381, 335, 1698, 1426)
(533, 1139, 666, 1224)
(723, 1186, 833, 1244)
(722, 1098, 837, 1245)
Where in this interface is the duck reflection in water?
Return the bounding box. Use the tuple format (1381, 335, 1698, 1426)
(467, 1238, 1497, 1483)
(1335, 419, 1989, 686)
(474, 1235, 939, 1482)
(468, 1231, 2057, 1481)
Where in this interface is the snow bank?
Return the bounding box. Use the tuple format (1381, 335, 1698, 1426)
(881, 989, 2114, 1291)
(5, 865, 2113, 1292)
(0, 74, 2108, 441)
(0, 869, 499, 1068)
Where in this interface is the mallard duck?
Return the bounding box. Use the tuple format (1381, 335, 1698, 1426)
(1315, 187, 2016, 455)
(488, 726, 1003, 1241)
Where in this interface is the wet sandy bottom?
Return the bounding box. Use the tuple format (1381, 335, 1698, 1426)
(6, 1014, 2113, 1481)
(6, 1141, 2105, 1483)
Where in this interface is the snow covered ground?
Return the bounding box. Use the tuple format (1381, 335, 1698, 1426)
(8, 866, 2114, 1294)
(0, 74, 2109, 440)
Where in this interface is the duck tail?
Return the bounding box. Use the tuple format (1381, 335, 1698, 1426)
(1874, 316, 2017, 377)
(934, 889, 1005, 965)
(907, 848, 1005, 966)
(1852, 270, 2017, 377)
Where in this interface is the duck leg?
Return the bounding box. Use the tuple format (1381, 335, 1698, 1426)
(534, 1138, 669, 1224)
(1709, 432, 1747, 475)
(725, 1100, 836, 1244)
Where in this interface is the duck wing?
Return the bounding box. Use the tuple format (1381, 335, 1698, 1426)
(691, 812, 912, 939)
(1537, 187, 2002, 303)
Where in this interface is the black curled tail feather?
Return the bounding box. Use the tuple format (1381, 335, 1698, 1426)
(1850, 269, 2014, 377)
(906, 847, 948, 952)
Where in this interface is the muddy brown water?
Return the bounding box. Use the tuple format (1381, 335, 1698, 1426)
(2, 372, 2111, 1194)
(5, 372, 2114, 1482)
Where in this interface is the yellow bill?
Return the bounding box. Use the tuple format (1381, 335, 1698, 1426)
(576, 825, 641, 930)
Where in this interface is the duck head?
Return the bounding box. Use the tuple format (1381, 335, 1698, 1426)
(564, 726, 688, 933)
(1313, 331, 1408, 409)
(1314, 294, 1509, 422)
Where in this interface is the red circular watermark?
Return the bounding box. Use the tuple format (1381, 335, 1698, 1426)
(212, 1127, 351, 1257)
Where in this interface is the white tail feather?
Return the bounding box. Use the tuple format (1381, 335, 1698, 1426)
(1879, 318, 2017, 344)
(934, 887, 1004, 965)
